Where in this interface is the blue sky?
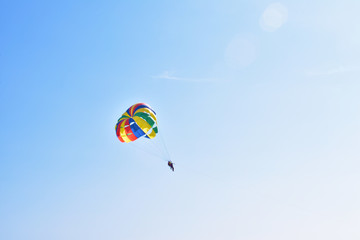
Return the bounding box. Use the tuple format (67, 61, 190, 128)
(1, 0, 360, 239)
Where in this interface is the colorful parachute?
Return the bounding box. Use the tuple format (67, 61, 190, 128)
(115, 103, 158, 143)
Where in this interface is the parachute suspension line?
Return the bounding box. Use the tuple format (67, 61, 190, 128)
(135, 139, 163, 159)
(158, 130, 171, 161)
(115, 103, 171, 163)
(143, 136, 168, 162)
(127, 141, 165, 160)
(126, 133, 168, 161)
(148, 136, 167, 158)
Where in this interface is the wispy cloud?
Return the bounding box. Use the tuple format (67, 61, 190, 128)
(152, 71, 218, 82)
(306, 65, 360, 76)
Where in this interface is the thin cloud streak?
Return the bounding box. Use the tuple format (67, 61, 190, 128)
(307, 65, 360, 76)
(152, 71, 218, 82)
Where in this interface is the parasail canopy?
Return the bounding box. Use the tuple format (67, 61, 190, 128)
(115, 103, 158, 143)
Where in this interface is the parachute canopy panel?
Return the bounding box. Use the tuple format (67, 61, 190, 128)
(115, 103, 158, 143)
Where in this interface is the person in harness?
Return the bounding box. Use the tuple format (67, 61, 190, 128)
(168, 161, 174, 171)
